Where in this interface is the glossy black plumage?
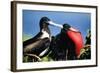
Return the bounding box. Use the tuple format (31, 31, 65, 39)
(49, 24, 77, 60)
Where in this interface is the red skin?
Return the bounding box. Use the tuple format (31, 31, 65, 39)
(66, 28, 83, 57)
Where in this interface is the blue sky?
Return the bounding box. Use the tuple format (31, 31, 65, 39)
(23, 10, 91, 43)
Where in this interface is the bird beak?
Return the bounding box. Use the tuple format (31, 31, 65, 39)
(48, 21, 79, 32)
(48, 21, 63, 28)
(69, 27, 79, 32)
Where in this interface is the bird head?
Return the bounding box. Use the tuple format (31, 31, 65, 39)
(63, 23, 71, 30)
(40, 17, 51, 30)
(62, 23, 79, 32)
(40, 17, 63, 30)
(60, 23, 71, 33)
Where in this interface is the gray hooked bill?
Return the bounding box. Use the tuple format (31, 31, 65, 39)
(48, 21, 63, 28)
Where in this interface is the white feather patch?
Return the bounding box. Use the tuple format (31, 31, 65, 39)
(41, 30, 50, 39)
(39, 48, 49, 57)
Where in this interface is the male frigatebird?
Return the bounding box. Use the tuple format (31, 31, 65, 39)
(49, 23, 83, 60)
(62, 24, 83, 58)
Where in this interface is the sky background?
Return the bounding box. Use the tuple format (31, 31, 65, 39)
(23, 10, 91, 44)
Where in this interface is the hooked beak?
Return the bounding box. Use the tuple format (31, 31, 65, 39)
(69, 27, 79, 32)
(48, 21, 63, 28)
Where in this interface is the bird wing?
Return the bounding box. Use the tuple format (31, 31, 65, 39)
(23, 32, 42, 47)
(23, 38, 50, 54)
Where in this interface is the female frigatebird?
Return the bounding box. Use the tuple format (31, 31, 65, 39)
(23, 17, 53, 58)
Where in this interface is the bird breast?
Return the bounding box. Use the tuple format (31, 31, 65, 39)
(41, 30, 51, 41)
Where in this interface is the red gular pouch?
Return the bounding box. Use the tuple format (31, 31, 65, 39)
(63, 24, 84, 58)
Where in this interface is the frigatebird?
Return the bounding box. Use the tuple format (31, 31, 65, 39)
(23, 17, 52, 58)
(49, 23, 83, 60)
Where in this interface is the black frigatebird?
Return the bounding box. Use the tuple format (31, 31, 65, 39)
(62, 24, 83, 59)
(49, 23, 83, 60)
(23, 17, 52, 58)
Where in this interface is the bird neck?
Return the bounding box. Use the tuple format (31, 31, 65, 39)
(41, 26, 51, 35)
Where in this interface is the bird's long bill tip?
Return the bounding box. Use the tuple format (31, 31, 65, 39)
(69, 27, 79, 32)
(48, 21, 63, 28)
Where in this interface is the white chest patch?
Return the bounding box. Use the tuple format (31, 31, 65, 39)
(41, 30, 50, 39)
